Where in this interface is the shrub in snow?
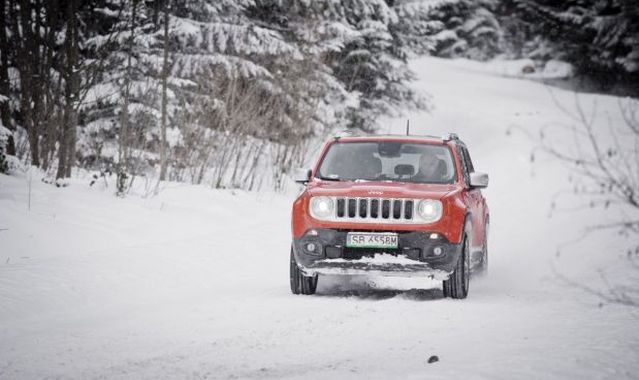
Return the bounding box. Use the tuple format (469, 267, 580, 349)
(0, 125, 11, 174)
(89, 169, 113, 188)
(0, 149, 7, 175)
(533, 95, 639, 307)
(116, 165, 128, 197)
(41, 175, 70, 188)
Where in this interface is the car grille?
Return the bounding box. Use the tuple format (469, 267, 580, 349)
(327, 246, 422, 261)
(335, 197, 415, 222)
(342, 248, 397, 260)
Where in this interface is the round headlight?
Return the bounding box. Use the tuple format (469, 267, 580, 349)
(417, 199, 443, 222)
(310, 196, 334, 219)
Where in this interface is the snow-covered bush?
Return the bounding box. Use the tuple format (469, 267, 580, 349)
(0, 125, 10, 174)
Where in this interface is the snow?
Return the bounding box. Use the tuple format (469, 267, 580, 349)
(482, 58, 537, 77)
(541, 60, 574, 79)
(433, 29, 458, 42)
(331, 254, 427, 266)
(450, 58, 575, 80)
(308, 255, 450, 279)
(399, 0, 461, 13)
(2, 57, 639, 379)
(165, 126, 182, 148)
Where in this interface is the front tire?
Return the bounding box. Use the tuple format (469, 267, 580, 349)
(290, 248, 318, 295)
(476, 226, 488, 276)
(443, 235, 470, 299)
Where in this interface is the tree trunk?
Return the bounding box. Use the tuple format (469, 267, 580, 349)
(159, 0, 169, 181)
(41, 0, 60, 172)
(56, 0, 79, 179)
(17, 0, 39, 166)
(0, 0, 16, 156)
(117, 0, 138, 195)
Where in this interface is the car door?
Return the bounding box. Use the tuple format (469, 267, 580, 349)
(459, 145, 485, 250)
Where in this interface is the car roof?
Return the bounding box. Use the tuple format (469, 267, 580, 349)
(330, 133, 461, 145)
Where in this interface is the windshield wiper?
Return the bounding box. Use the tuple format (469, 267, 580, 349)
(317, 175, 342, 181)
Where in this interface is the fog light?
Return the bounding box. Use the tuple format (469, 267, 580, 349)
(306, 243, 316, 252)
(325, 246, 342, 259)
(307, 229, 319, 236)
(429, 233, 439, 240)
(433, 246, 443, 256)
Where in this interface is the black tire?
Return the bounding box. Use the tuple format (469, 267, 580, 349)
(443, 234, 470, 299)
(290, 248, 318, 295)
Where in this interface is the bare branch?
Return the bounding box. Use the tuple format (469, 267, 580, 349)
(552, 268, 639, 308)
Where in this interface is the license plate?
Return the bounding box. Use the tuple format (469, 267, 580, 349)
(346, 232, 398, 249)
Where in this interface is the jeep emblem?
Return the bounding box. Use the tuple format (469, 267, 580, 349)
(368, 191, 384, 195)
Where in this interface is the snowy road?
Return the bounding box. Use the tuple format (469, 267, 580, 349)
(1, 57, 638, 379)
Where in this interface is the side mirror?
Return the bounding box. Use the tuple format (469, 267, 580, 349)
(294, 168, 312, 184)
(469, 172, 489, 188)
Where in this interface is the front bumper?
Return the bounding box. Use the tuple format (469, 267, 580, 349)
(292, 229, 462, 279)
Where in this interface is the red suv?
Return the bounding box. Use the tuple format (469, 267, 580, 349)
(290, 133, 489, 299)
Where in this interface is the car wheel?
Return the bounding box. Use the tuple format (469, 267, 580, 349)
(290, 248, 318, 295)
(443, 235, 470, 299)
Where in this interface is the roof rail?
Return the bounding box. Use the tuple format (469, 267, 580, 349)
(333, 129, 364, 140)
(442, 133, 459, 141)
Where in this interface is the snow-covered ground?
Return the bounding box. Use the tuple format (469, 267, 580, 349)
(1, 57, 638, 379)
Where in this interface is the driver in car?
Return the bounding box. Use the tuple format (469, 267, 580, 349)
(412, 151, 448, 183)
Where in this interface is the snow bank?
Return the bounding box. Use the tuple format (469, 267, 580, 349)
(541, 60, 575, 78)
(445, 58, 575, 80)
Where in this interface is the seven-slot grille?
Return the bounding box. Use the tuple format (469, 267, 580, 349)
(335, 197, 414, 221)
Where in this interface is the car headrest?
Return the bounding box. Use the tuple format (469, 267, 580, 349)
(370, 157, 382, 174)
(394, 164, 415, 176)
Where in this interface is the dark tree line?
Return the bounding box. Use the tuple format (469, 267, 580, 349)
(0, 0, 113, 179)
(0, 0, 427, 191)
(502, 0, 639, 91)
(397, 0, 639, 92)
(1, 0, 637, 190)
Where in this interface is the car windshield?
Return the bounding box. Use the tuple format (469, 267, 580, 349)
(316, 141, 456, 184)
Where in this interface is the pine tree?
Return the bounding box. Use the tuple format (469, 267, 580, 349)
(511, 0, 639, 88)
(393, 0, 443, 56)
(80, 0, 175, 189)
(0, 0, 430, 189)
(252, 0, 426, 132)
(419, 0, 503, 61)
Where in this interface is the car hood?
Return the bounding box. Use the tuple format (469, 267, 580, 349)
(306, 180, 458, 200)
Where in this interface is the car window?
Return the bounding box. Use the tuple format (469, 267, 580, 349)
(462, 147, 475, 173)
(317, 141, 457, 184)
(456, 144, 471, 186)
